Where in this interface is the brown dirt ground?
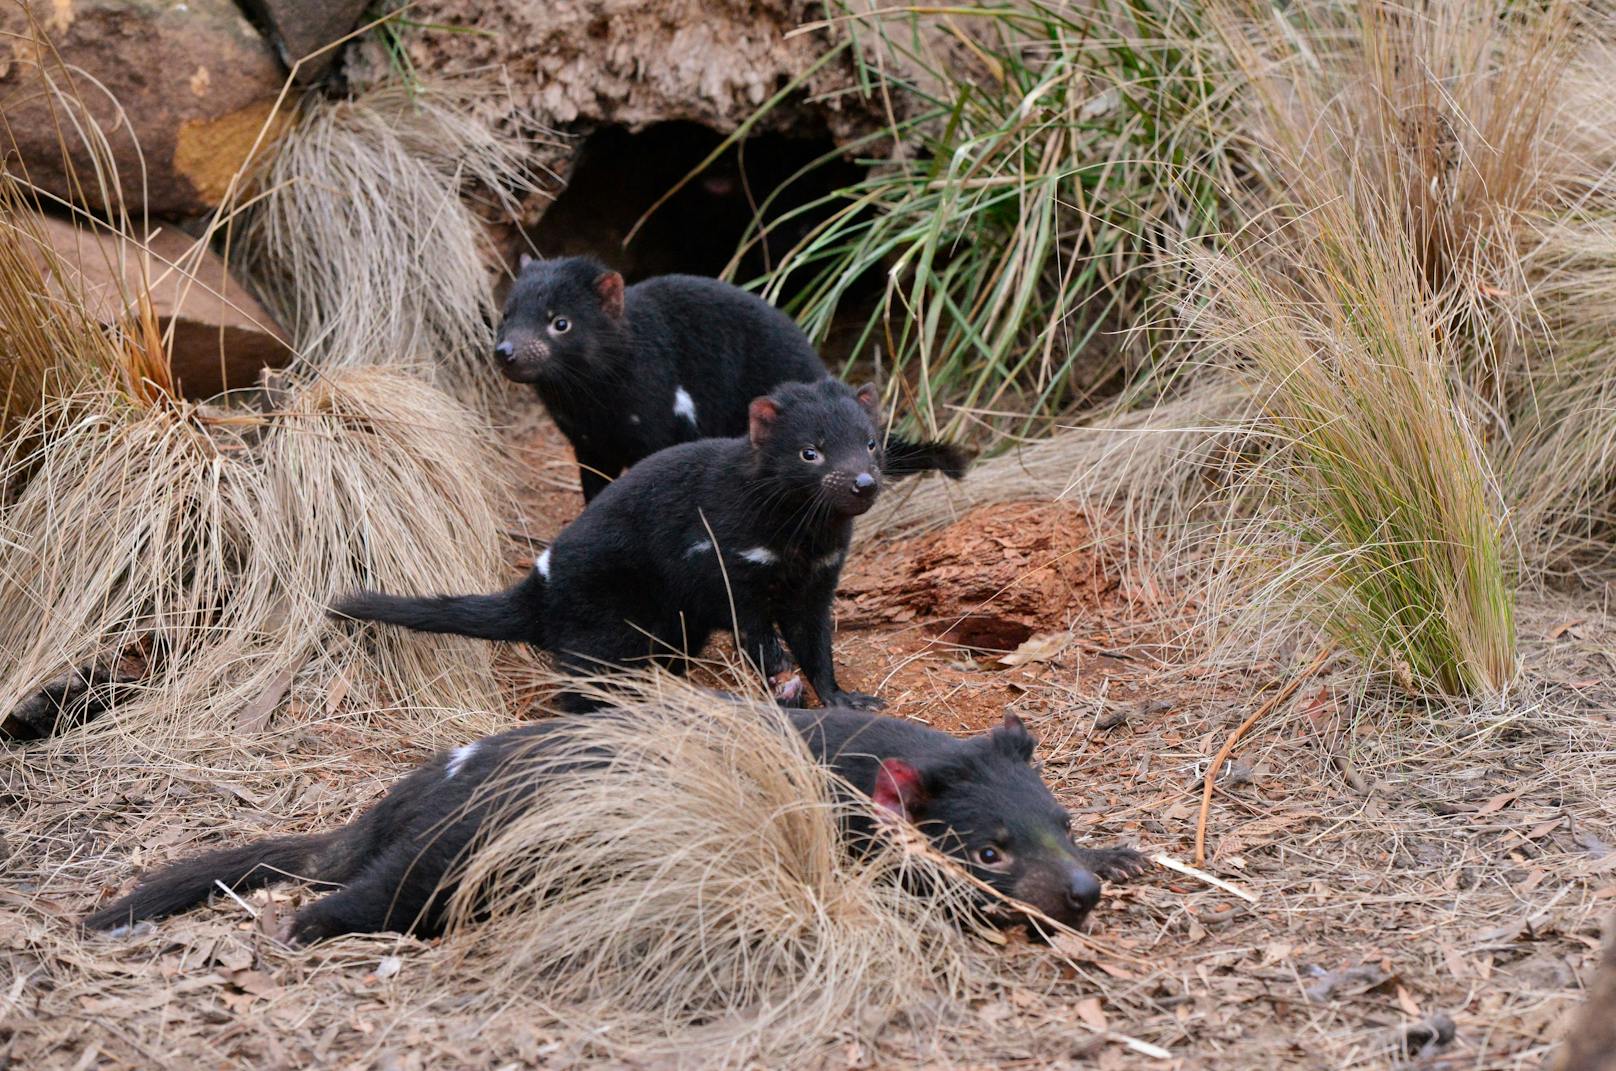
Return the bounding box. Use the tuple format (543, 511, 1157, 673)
(4, 409, 1614, 1068)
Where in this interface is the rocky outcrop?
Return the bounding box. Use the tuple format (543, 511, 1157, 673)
(30, 212, 294, 397)
(0, 0, 292, 217)
(238, 0, 370, 84)
(342, 0, 890, 164)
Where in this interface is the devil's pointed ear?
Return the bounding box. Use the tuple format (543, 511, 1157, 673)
(748, 396, 780, 447)
(854, 382, 881, 418)
(595, 271, 626, 318)
(518, 252, 536, 270)
(873, 758, 926, 821)
(991, 710, 1036, 763)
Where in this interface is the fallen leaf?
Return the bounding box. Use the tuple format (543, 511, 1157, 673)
(325, 670, 352, 716)
(228, 969, 279, 997)
(1547, 619, 1585, 640)
(1473, 790, 1521, 818)
(1304, 963, 1388, 1002)
(236, 662, 302, 734)
(1395, 985, 1421, 1019)
(1526, 817, 1564, 841)
(1073, 997, 1108, 1032)
(977, 1000, 1013, 1025)
(997, 631, 1072, 668)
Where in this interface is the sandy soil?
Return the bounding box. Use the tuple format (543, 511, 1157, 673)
(3, 406, 1613, 1069)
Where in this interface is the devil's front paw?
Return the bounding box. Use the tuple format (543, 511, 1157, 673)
(771, 672, 807, 707)
(1077, 845, 1151, 882)
(825, 689, 886, 711)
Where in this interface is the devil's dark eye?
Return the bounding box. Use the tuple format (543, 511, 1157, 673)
(800, 447, 820, 462)
(866, 438, 878, 452)
(975, 846, 1001, 866)
(551, 316, 571, 334)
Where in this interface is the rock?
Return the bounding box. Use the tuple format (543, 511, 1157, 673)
(339, 0, 894, 182)
(238, 0, 370, 83)
(1554, 917, 1616, 1071)
(30, 212, 294, 397)
(1, 0, 292, 217)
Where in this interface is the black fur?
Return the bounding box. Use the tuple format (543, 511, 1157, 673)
(334, 378, 887, 710)
(83, 708, 1146, 942)
(496, 255, 971, 501)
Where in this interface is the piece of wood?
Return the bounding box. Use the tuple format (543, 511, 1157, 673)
(1193, 647, 1332, 866)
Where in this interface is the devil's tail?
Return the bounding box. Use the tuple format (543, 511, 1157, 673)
(330, 567, 547, 645)
(882, 434, 973, 480)
(84, 831, 349, 932)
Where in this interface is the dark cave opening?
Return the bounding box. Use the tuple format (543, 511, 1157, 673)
(525, 121, 861, 297)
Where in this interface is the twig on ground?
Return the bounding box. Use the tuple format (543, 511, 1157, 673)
(1153, 852, 1258, 904)
(1194, 648, 1332, 865)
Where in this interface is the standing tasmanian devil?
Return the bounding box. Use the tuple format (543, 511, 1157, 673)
(334, 378, 886, 710)
(83, 708, 1148, 942)
(495, 254, 971, 501)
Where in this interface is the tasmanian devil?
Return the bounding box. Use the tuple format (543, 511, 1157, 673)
(83, 708, 1148, 943)
(334, 378, 886, 710)
(495, 254, 971, 501)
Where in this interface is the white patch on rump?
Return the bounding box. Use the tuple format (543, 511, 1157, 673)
(445, 742, 479, 780)
(686, 540, 714, 557)
(673, 387, 698, 426)
(741, 547, 778, 565)
(814, 550, 844, 572)
(535, 547, 552, 578)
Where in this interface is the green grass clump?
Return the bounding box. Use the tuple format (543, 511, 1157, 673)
(742, 0, 1231, 442)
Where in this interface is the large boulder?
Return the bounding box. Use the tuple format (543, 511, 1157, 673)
(0, 0, 291, 218)
(238, 0, 370, 84)
(29, 211, 295, 398)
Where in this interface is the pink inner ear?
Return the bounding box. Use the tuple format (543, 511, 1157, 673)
(748, 398, 779, 445)
(855, 383, 880, 412)
(596, 272, 625, 317)
(1002, 710, 1025, 734)
(873, 759, 923, 819)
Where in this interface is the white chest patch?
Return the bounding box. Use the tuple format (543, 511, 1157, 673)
(686, 539, 714, 557)
(535, 547, 552, 579)
(741, 546, 778, 565)
(814, 550, 844, 572)
(628, 413, 641, 426)
(673, 386, 698, 427)
(445, 742, 479, 780)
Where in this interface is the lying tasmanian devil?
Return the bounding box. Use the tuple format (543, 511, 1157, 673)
(84, 708, 1147, 942)
(335, 378, 887, 710)
(496, 254, 971, 501)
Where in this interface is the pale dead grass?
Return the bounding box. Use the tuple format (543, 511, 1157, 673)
(444, 677, 992, 1065)
(232, 79, 548, 408)
(0, 365, 517, 763)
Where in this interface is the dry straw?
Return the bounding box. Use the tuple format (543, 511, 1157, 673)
(0, 365, 516, 751)
(441, 677, 990, 1065)
(233, 80, 544, 407)
(1175, 0, 1532, 696)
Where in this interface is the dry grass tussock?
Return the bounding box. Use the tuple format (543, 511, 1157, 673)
(232, 80, 544, 407)
(0, 174, 117, 437)
(1144, 0, 1614, 696)
(1185, 215, 1516, 697)
(0, 364, 515, 757)
(441, 677, 1000, 1065)
(1199, 0, 1616, 578)
(863, 0, 1616, 694)
(866, 377, 1254, 545)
